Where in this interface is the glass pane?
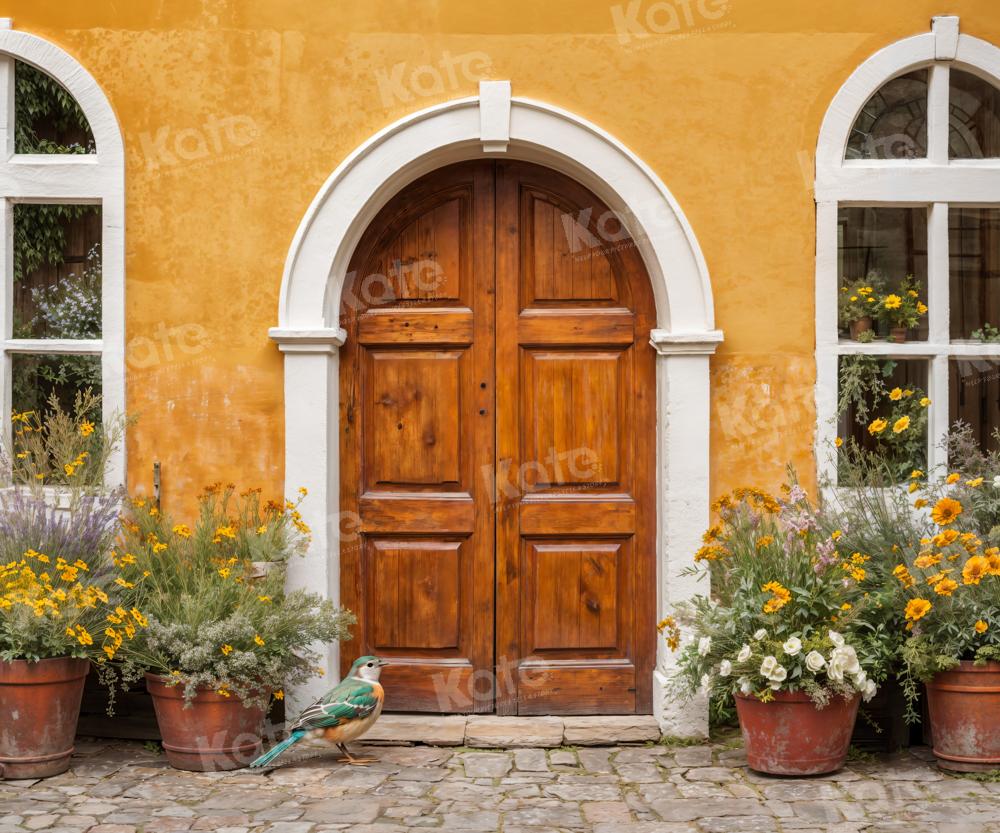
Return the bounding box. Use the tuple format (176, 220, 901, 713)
(837, 357, 929, 482)
(11, 353, 102, 419)
(949, 207, 1000, 340)
(846, 70, 928, 160)
(14, 60, 95, 154)
(950, 359, 1000, 454)
(13, 204, 102, 339)
(838, 207, 928, 341)
(949, 70, 1000, 159)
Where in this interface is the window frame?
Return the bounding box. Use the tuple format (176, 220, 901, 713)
(0, 23, 125, 485)
(816, 16, 1000, 487)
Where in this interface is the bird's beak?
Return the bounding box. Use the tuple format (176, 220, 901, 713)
(377, 658, 389, 667)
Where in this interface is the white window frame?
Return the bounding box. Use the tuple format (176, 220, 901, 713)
(0, 21, 125, 484)
(815, 15, 1000, 486)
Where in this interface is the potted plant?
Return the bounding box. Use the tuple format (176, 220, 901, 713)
(895, 430, 1000, 771)
(111, 484, 355, 771)
(839, 276, 883, 340)
(664, 482, 883, 775)
(875, 276, 927, 343)
(0, 394, 131, 779)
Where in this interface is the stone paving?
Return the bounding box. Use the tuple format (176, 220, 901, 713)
(3, 735, 1000, 833)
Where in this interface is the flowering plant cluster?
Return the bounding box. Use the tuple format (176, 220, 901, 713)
(838, 273, 927, 333)
(665, 482, 884, 717)
(877, 275, 928, 330)
(109, 485, 354, 709)
(0, 490, 138, 662)
(838, 276, 884, 328)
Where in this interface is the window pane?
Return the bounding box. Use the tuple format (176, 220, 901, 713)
(14, 60, 95, 154)
(13, 204, 102, 339)
(838, 357, 929, 482)
(950, 359, 1000, 454)
(949, 207, 1000, 340)
(847, 70, 928, 160)
(838, 207, 928, 341)
(11, 353, 102, 418)
(949, 70, 1000, 159)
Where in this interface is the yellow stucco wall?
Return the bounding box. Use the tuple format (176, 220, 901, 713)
(8, 0, 1000, 512)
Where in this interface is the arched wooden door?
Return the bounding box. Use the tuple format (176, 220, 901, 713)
(339, 160, 656, 715)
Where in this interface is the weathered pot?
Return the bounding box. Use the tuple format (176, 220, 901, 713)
(0, 657, 89, 779)
(735, 690, 860, 776)
(925, 660, 1000, 772)
(889, 326, 908, 343)
(849, 316, 873, 340)
(146, 674, 267, 771)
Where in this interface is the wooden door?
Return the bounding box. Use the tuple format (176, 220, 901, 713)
(340, 161, 656, 715)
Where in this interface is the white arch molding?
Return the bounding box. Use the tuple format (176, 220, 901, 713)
(0, 22, 126, 483)
(272, 82, 722, 734)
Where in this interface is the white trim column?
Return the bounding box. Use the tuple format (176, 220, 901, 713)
(269, 326, 346, 712)
(650, 329, 722, 738)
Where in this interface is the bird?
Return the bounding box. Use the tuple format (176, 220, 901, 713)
(249, 655, 387, 769)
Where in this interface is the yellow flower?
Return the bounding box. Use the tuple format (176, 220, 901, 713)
(841, 602, 852, 610)
(892, 564, 915, 588)
(831, 530, 842, 540)
(892, 416, 910, 433)
(835, 437, 843, 448)
(254, 634, 265, 646)
(908, 482, 919, 494)
(975, 620, 989, 634)
(919, 397, 931, 407)
(966, 477, 984, 488)
(258, 595, 271, 603)
(218, 568, 231, 579)
(931, 497, 963, 526)
(79, 420, 95, 437)
(114, 578, 135, 589)
(963, 556, 990, 585)
(64, 464, 76, 477)
(298, 486, 308, 497)
(220, 644, 234, 656)
(868, 418, 888, 435)
(889, 387, 903, 401)
(911, 470, 923, 479)
(131, 608, 148, 627)
(903, 389, 913, 397)
(214, 526, 237, 540)
(884, 294, 903, 310)
(761, 581, 791, 614)
(172, 524, 192, 538)
(946, 473, 961, 484)
(917, 302, 928, 314)
(914, 553, 941, 569)
(217, 688, 231, 697)
(905, 598, 932, 622)
(934, 578, 959, 596)
(274, 690, 284, 700)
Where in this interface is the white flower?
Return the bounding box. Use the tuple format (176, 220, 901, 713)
(738, 677, 752, 695)
(828, 630, 845, 648)
(827, 659, 844, 682)
(753, 629, 767, 641)
(737, 644, 752, 663)
(852, 670, 868, 689)
(805, 650, 826, 673)
(782, 636, 802, 656)
(700, 673, 711, 691)
(770, 681, 782, 690)
(769, 665, 787, 684)
(719, 659, 732, 677)
(861, 679, 878, 702)
(832, 645, 861, 675)
(759, 655, 779, 677)
(698, 636, 712, 656)
(994, 474, 1000, 489)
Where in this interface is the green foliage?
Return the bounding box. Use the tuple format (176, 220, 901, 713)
(875, 275, 928, 330)
(838, 274, 884, 328)
(14, 60, 93, 154)
(971, 323, 1000, 343)
(110, 487, 355, 710)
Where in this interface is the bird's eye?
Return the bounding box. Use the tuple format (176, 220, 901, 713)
(367, 662, 373, 667)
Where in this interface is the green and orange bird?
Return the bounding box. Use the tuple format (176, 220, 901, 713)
(250, 656, 387, 768)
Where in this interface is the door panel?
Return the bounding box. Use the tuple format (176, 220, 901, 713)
(495, 162, 656, 715)
(340, 161, 496, 713)
(341, 160, 655, 715)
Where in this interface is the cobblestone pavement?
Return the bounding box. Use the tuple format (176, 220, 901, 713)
(3, 737, 1000, 833)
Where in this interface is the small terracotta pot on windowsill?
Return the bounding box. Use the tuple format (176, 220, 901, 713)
(889, 327, 908, 343)
(849, 316, 874, 340)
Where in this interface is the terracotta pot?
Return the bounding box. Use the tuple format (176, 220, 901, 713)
(0, 657, 89, 779)
(889, 326, 908, 343)
(849, 316, 873, 340)
(146, 674, 267, 771)
(735, 690, 860, 776)
(925, 660, 1000, 772)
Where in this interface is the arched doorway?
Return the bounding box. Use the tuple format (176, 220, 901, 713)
(338, 160, 657, 714)
(271, 84, 722, 733)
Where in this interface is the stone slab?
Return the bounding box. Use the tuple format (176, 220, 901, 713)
(362, 714, 467, 746)
(466, 716, 565, 748)
(563, 716, 662, 745)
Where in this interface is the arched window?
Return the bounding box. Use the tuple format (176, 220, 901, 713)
(816, 16, 1000, 483)
(0, 24, 125, 482)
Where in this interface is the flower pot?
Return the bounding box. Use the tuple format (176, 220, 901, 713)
(146, 673, 267, 771)
(0, 657, 89, 779)
(849, 316, 873, 340)
(889, 327, 908, 343)
(925, 660, 1000, 772)
(735, 690, 860, 775)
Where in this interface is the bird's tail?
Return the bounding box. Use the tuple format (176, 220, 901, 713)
(249, 730, 305, 768)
